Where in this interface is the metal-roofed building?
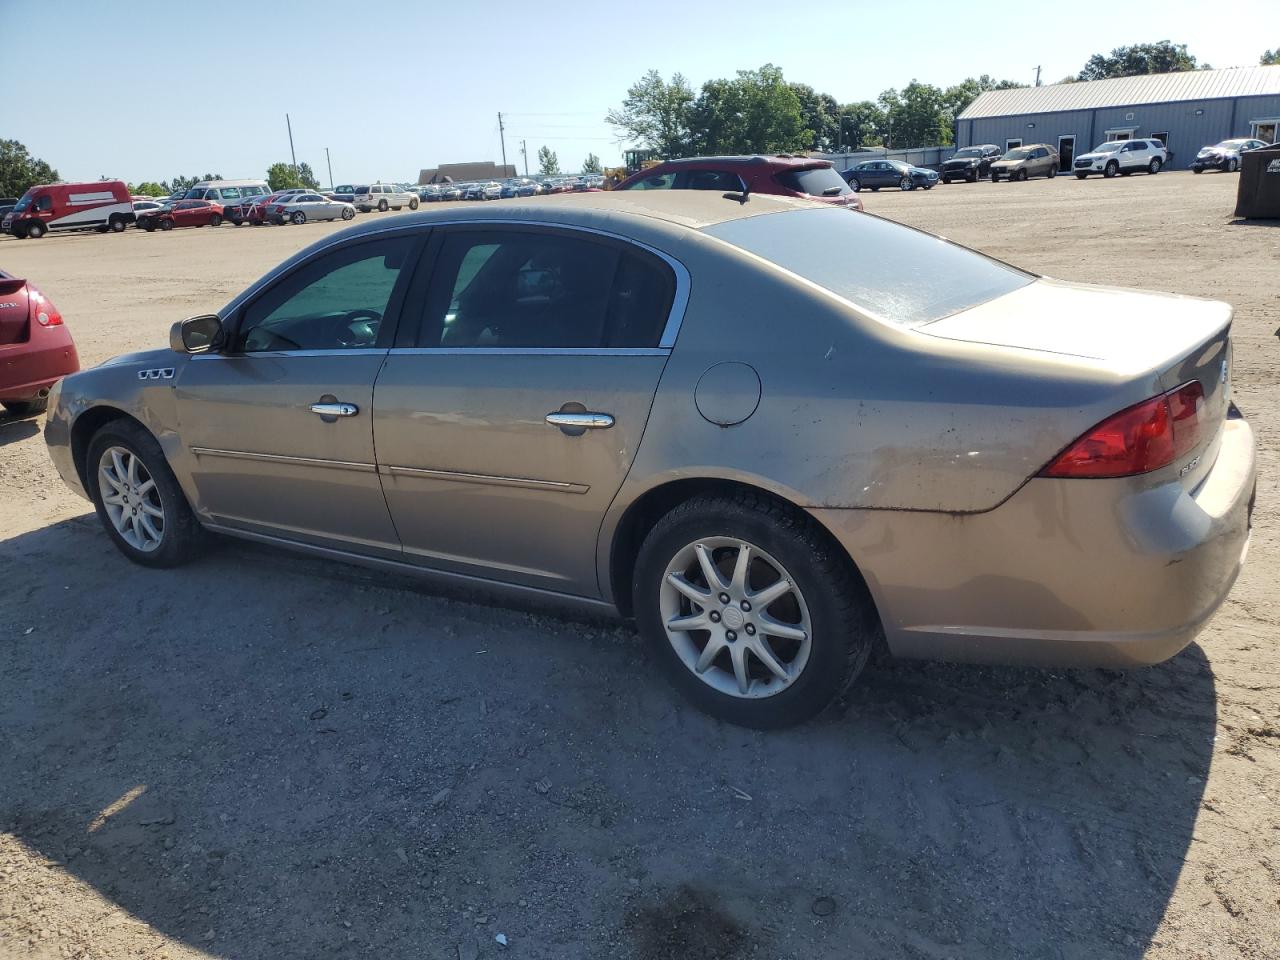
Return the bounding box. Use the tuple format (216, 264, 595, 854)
(956, 65, 1280, 171)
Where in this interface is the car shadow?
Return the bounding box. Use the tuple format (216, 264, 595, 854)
(0, 413, 40, 446)
(1, 518, 1214, 960)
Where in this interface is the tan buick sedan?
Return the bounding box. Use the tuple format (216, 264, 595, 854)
(44, 191, 1255, 728)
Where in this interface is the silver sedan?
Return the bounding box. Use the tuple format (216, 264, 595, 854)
(43, 192, 1255, 728)
(270, 192, 356, 225)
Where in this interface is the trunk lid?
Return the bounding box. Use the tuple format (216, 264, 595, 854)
(920, 278, 1233, 487)
(0, 275, 31, 346)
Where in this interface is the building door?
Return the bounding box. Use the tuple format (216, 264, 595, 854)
(1252, 120, 1278, 143)
(1057, 136, 1075, 171)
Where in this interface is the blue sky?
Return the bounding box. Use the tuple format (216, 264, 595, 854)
(2, 0, 1273, 184)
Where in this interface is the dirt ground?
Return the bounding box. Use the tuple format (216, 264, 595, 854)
(1, 172, 1277, 960)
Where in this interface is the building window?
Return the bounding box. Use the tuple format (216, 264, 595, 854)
(1251, 119, 1279, 143)
(1105, 128, 1136, 142)
(1005, 138, 1022, 151)
(1150, 131, 1169, 147)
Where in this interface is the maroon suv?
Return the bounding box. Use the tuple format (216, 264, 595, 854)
(613, 155, 863, 211)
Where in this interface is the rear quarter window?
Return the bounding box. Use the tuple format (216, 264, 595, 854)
(774, 166, 851, 197)
(704, 207, 1034, 327)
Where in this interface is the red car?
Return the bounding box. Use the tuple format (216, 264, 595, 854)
(136, 199, 224, 232)
(0, 271, 79, 416)
(226, 191, 300, 226)
(614, 155, 864, 211)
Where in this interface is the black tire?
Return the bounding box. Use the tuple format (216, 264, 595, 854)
(633, 491, 878, 729)
(1228, 158, 1239, 173)
(1075, 173, 1087, 179)
(86, 420, 205, 568)
(341, 207, 355, 220)
(378, 199, 388, 212)
(941, 176, 951, 184)
(159, 219, 173, 231)
(2, 397, 47, 416)
(291, 211, 306, 225)
(109, 216, 126, 233)
(409, 198, 419, 210)
(848, 178, 861, 192)
(1193, 167, 1204, 174)
(26, 221, 45, 239)
(144, 223, 156, 232)
(870, 186, 879, 192)
(966, 168, 977, 182)
(990, 172, 1000, 182)
(1016, 168, 1028, 181)
(899, 176, 914, 191)
(1104, 161, 1118, 178)
(1120, 170, 1132, 176)
(209, 214, 222, 226)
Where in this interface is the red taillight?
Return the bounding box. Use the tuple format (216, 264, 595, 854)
(1040, 381, 1205, 479)
(28, 286, 63, 327)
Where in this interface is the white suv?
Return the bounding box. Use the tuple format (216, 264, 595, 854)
(353, 183, 419, 212)
(1072, 139, 1168, 179)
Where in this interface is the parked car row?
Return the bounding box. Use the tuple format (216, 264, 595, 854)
(415, 174, 607, 203)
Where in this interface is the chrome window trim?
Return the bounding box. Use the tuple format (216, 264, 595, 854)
(387, 346, 669, 358)
(217, 217, 692, 352)
(190, 348, 386, 360)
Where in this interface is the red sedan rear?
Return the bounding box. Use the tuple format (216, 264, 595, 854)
(0, 272, 79, 415)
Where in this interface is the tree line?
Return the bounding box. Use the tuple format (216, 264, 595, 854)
(606, 42, 1266, 159)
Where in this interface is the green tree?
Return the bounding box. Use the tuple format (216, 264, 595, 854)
(298, 162, 320, 190)
(790, 83, 841, 152)
(1262, 48, 1280, 65)
(167, 173, 221, 194)
(0, 140, 59, 198)
(942, 75, 1026, 140)
(837, 101, 886, 150)
(878, 81, 949, 147)
(1077, 41, 1206, 81)
(689, 64, 809, 155)
(266, 162, 304, 191)
(129, 181, 169, 197)
(581, 153, 602, 174)
(537, 146, 561, 176)
(606, 69, 695, 159)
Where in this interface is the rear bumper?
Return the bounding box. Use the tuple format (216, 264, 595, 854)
(811, 417, 1256, 668)
(0, 334, 80, 402)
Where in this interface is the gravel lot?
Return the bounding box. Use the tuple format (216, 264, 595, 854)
(1, 172, 1277, 960)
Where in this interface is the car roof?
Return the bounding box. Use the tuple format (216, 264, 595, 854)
(642, 154, 831, 170)
(329, 189, 817, 236)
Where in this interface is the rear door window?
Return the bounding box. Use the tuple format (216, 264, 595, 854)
(416, 228, 675, 349)
(679, 170, 744, 191)
(624, 172, 676, 190)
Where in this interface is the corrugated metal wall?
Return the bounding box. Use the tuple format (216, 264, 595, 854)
(957, 96, 1280, 170)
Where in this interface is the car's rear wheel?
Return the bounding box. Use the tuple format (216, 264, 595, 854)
(109, 216, 127, 233)
(634, 492, 877, 729)
(87, 421, 205, 568)
(1228, 158, 1239, 173)
(378, 199, 388, 212)
(1104, 161, 1119, 178)
(2, 397, 47, 416)
(409, 198, 419, 209)
(291, 211, 306, 225)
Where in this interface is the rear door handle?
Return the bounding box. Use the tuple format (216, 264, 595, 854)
(310, 401, 359, 418)
(545, 411, 614, 431)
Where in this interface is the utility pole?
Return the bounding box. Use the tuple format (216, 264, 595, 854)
(1034, 65, 1042, 87)
(325, 147, 333, 190)
(521, 139, 528, 176)
(286, 114, 298, 175)
(497, 112, 508, 171)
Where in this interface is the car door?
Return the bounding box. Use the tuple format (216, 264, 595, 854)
(174, 232, 422, 556)
(373, 224, 684, 595)
(1123, 140, 1146, 170)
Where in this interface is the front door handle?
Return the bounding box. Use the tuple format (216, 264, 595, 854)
(545, 411, 614, 433)
(310, 401, 359, 419)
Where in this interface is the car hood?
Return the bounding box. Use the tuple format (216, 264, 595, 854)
(918, 278, 1231, 374)
(943, 156, 981, 166)
(990, 158, 1025, 167)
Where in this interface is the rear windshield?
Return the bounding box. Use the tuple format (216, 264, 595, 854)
(354, 186, 371, 195)
(774, 166, 851, 197)
(704, 207, 1033, 327)
(952, 148, 983, 158)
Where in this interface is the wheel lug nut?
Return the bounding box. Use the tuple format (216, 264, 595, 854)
(745, 624, 755, 636)
(725, 630, 737, 642)
(709, 611, 721, 623)
(719, 593, 731, 605)
(740, 600, 751, 612)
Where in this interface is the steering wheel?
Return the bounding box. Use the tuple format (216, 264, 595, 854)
(337, 309, 382, 347)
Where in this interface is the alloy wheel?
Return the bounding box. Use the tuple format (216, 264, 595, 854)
(98, 446, 165, 552)
(659, 537, 812, 699)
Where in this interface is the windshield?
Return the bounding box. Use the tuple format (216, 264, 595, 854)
(953, 148, 983, 158)
(775, 166, 851, 197)
(1003, 149, 1032, 160)
(1215, 140, 1247, 149)
(704, 207, 1033, 327)
(1093, 142, 1124, 153)
(12, 194, 33, 213)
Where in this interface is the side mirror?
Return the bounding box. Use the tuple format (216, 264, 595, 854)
(171, 314, 224, 354)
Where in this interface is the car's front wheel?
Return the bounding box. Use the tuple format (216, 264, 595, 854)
(1017, 168, 1029, 181)
(87, 420, 204, 568)
(899, 176, 914, 191)
(634, 492, 877, 729)
(1228, 158, 1239, 173)
(1104, 161, 1119, 178)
